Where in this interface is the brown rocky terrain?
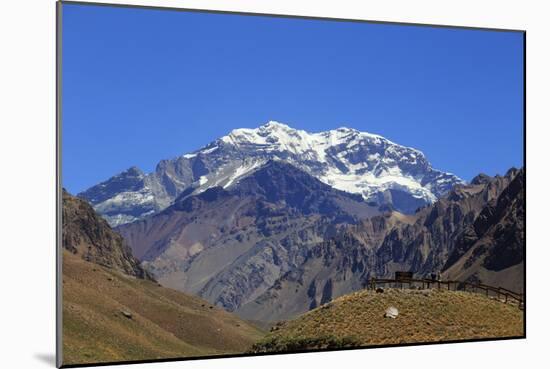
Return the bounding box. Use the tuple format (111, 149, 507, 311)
(62, 189, 152, 279)
(443, 168, 525, 292)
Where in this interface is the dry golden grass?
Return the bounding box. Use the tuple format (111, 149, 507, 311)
(252, 288, 523, 352)
(62, 251, 264, 366)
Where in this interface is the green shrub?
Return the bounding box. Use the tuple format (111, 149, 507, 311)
(249, 335, 361, 353)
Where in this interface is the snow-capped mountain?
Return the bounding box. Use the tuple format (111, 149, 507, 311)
(78, 121, 463, 226)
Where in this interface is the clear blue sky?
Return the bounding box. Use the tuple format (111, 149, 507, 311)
(62, 3, 524, 194)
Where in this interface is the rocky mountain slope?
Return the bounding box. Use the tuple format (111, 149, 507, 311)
(62, 189, 152, 279)
(117, 160, 379, 313)
(79, 121, 463, 226)
(239, 168, 523, 322)
(443, 168, 525, 292)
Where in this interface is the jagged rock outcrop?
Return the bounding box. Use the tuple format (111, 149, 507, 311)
(62, 189, 153, 280)
(442, 168, 525, 292)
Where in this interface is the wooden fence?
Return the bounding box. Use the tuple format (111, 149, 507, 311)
(369, 277, 524, 309)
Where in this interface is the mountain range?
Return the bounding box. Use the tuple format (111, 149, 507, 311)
(73, 121, 523, 325)
(78, 121, 463, 226)
(115, 162, 523, 323)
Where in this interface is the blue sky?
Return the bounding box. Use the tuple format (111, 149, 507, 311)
(62, 3, 524, 194)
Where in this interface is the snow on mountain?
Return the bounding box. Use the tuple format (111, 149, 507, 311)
(78, 121, 463, 226)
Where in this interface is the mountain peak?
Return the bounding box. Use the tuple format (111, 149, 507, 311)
(225, 120, 296, 139)
(470, 173, 492, 185)
(261, 120, 292, 130)
(334, 126, 358, 133)
(124, 166, 145, 177)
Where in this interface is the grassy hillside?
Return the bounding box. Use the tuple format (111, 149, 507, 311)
(62, 251, 264, 366)
(251, 288, 523, 353)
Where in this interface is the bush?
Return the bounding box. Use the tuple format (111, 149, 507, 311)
(249, 335, 361, 353)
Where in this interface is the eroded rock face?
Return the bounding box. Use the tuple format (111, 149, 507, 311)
(443, 169, 525, 292)
(78, 121, 463, 226)
(117, 161, 379, 312)
(62, 189, 154, 280)
(235, 169, 523, 322)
